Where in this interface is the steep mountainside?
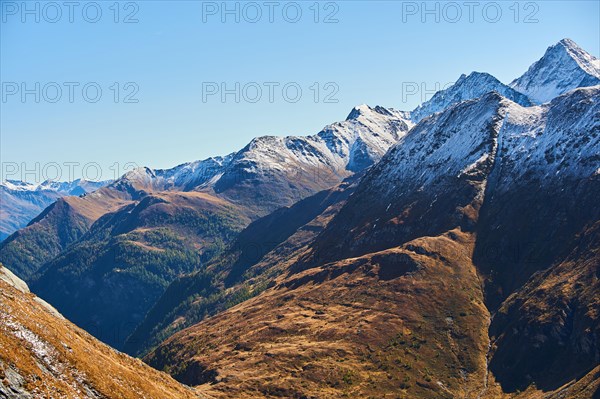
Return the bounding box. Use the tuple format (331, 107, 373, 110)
(489, 220, 600, 394)
(472, 86, 600, 307)
(145, 87, 600, 398)
(307, 92, 507, 264)
(511, 38, 600, 104)
(0, 265, 203, 399)
(0, 179, 108, 241)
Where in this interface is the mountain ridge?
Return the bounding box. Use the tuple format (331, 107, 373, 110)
(411, 71, 532, 123)
(1, 38, 599, 399)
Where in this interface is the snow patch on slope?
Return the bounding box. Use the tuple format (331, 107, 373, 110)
(373, 92, 505, 197)
(495, 85, 600, 190)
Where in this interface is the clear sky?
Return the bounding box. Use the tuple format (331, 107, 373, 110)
(1, 0, 599, 182)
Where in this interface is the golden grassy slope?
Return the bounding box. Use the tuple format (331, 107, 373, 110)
(147, 229, 494, 398)
(62, 188, 134, 222)
(145, 224, 600, 399)
(0, 265, 205, 399)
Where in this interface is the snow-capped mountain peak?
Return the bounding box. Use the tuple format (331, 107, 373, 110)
(115, 104, 413, 213)
(411, 71, 531, 123)
(346, 104, 375, 120)
(116, 155, 234, 192)
(556, 38, 600, 76)
(0, 180, 39, 191)
(510, 38, 600, 104)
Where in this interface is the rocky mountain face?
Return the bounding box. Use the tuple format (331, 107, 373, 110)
(0, 179, 108, 241)
(309, 86, 599, 268)
(211, 105, 411, 214)
(307, 92, 507, 264)
(510, 38, 600, 104)
(0, 264, 204, 399)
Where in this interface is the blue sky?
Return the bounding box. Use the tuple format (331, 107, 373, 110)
(1, 0, 599, 182)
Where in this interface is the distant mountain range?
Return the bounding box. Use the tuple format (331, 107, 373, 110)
(0, 179, 109, 241)
(1, 38, 599, 398)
